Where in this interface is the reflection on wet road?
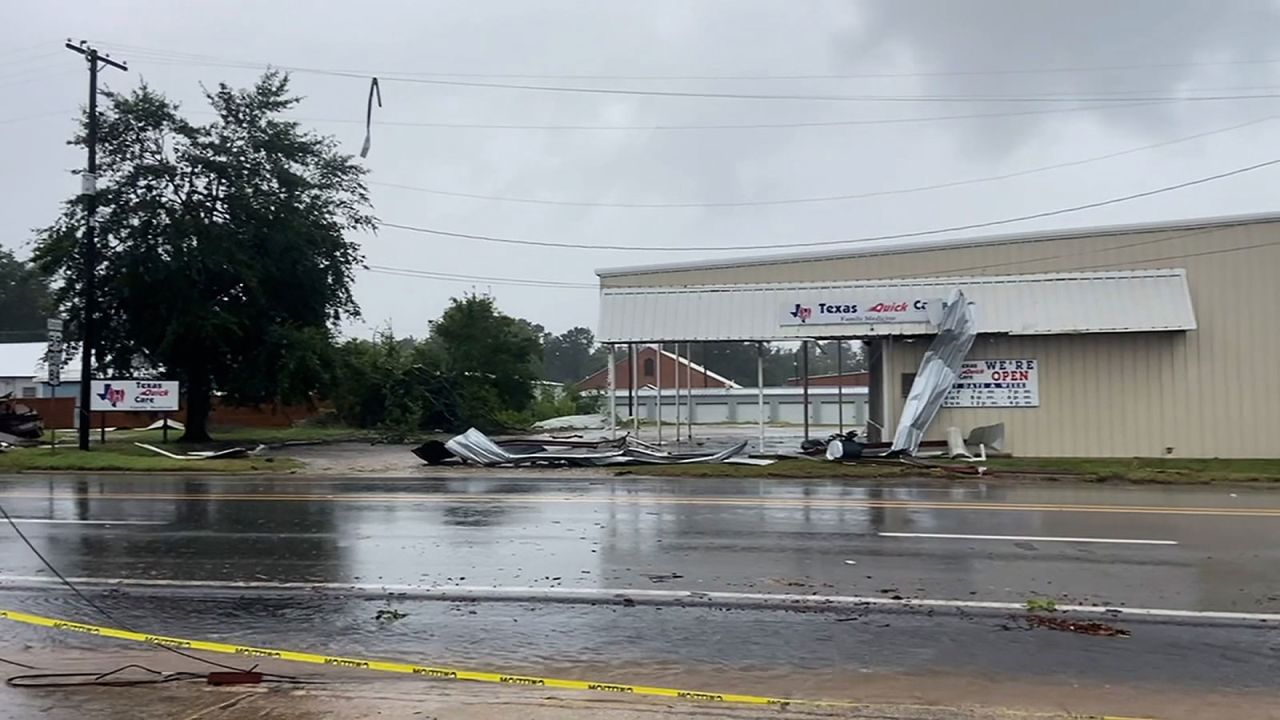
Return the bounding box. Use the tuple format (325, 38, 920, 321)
(1, 474, 1279, 706)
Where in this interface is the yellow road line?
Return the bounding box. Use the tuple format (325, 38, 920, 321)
(2, 490, 1279, 516)
(0, 608, 1150, 719)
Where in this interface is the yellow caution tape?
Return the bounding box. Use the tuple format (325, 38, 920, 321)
(0, 608, 1150, 718)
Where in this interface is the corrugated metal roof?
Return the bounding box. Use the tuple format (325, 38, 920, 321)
(596, 211, 1280, 278)
(597, 269, 1196, 342)
(0, 342, 46, 379)
(0, 342, 80, 382)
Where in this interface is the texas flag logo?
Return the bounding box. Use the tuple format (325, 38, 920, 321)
(789, 304, 813, 323)
(97, 384, 126, 407)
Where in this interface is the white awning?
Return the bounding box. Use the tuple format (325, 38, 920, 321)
(597, 269, 1197, 342)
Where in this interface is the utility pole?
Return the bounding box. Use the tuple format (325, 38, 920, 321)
(64, 41, 126, 451)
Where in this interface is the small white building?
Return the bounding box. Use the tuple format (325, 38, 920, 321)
(0, 343, 44, 398)
(0, 342, 80, 399)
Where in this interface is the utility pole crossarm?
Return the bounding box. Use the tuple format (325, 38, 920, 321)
(64, 41, 129, 71)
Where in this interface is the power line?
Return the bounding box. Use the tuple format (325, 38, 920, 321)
(85, 44, 1280, 105)
(363, 265, 596, 289)
(92, 40, 1280, 81)
(237, 99, 1184, 132)
(367, 115, 1277, 208)
(0, 108, 77, 126)
(1062, 238, 1280, 272)
(867, 227, 1222, 279)
(376, 156, 1280, 253)
(0, 67, 81, 91)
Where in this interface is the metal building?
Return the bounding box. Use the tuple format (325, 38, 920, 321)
(595, 213, 1280, 458)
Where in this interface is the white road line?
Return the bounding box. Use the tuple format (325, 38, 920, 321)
(4, 519, 166, 526)
(878, 532, 1177, 545)
(1, 575, 1274, 623)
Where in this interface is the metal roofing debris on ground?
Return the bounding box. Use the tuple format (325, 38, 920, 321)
(437, 427, 754, 467)
(597, 269, 1196, 342)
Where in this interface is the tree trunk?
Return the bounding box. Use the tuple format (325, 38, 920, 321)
(178, 372, 213, 443)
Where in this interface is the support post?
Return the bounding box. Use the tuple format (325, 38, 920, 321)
(607, 345, 616, 439)
(656, 343, 663, 446)
(882, 336, 895, 441)
(801, 340, 810, 441)
(756, 342, 765, 453)
(674, 343, 682, 444)
(629, 344, 638, 437)
(162, 412, 170, 444)
(836, 340, 844, 434)
(685, 342, 693, 442)
(66, 41, 127, 452)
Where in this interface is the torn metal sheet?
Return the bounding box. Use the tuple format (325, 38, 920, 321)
(440, 428, 748, 467)
(530, 414, 610, 431)
(891, 290, 977, 455)
(444, 428, 627, 466)
(133, 443, 256, 460)
(967, 422, 1006, 453)
(0, 394, 43, 440)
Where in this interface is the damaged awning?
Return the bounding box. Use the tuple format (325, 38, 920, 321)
(597, 269, 1196, 342)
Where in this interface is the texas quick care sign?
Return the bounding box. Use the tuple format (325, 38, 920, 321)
(90, 380, 180, 412)
(943, 359, 1039, 408)
(781, 298, 932, 326)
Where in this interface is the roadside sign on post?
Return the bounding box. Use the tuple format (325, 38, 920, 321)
(90, 380, 180, 412)
(45, 318, 64, 387)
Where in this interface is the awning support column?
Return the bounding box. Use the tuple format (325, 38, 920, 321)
(674, 343, 682, 444)
(882, 336, 894, 440)
(801, 339, 810, 442)
(630, 344, 639, 438)
(607, 344, 616, 440)
(836, 340, 844, 434)
(757, 341, 765, 453)
(656, 343, 663, 446)
(685, 342, 694, 442)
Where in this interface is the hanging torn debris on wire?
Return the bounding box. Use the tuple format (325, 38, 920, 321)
(360, 77, 381, 158)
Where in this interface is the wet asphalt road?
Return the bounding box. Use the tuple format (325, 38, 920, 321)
(1, 474, 1279, 710)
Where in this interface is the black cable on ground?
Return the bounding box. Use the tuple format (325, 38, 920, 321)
(0, 499, 302, 682)
(6, 664, 205, 688)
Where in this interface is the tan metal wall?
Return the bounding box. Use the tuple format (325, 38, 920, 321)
(603, 220, 1280, 457)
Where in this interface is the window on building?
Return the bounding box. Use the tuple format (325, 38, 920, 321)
(901, 373, 916, 399)
(20, 386, 37, 398)
(642, 357, 656, 377)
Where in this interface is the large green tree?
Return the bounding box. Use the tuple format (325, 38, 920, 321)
(543, 326, 604, 384)
(427, 294, 542, 422)
(0, 249, 54, 343)
(33, 73, 372, 441)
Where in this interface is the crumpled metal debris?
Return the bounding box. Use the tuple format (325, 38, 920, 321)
(0, 394, 43, 440)
(891, 290, 977, 455)
(438, 427, 749, 467)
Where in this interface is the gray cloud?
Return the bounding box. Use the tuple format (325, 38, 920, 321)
(4, 1, 1280, 336)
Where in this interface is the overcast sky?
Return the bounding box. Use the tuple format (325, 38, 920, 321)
(5, 1, 1280, 337)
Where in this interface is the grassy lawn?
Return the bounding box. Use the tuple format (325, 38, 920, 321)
(627, 457, 1280, 483)
(0, 444, 300, 473)
(49, 424, 377, 446)
(0, 424, 360, 473)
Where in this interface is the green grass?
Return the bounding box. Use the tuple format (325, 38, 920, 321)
(625, 456, 1280, 483)
(44, 424, 376, 446)
(117, 425, 376, 445)
(0, 444, 300, 473)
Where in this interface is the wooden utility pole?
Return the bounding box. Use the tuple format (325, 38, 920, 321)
(64, 41, 127, 450)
